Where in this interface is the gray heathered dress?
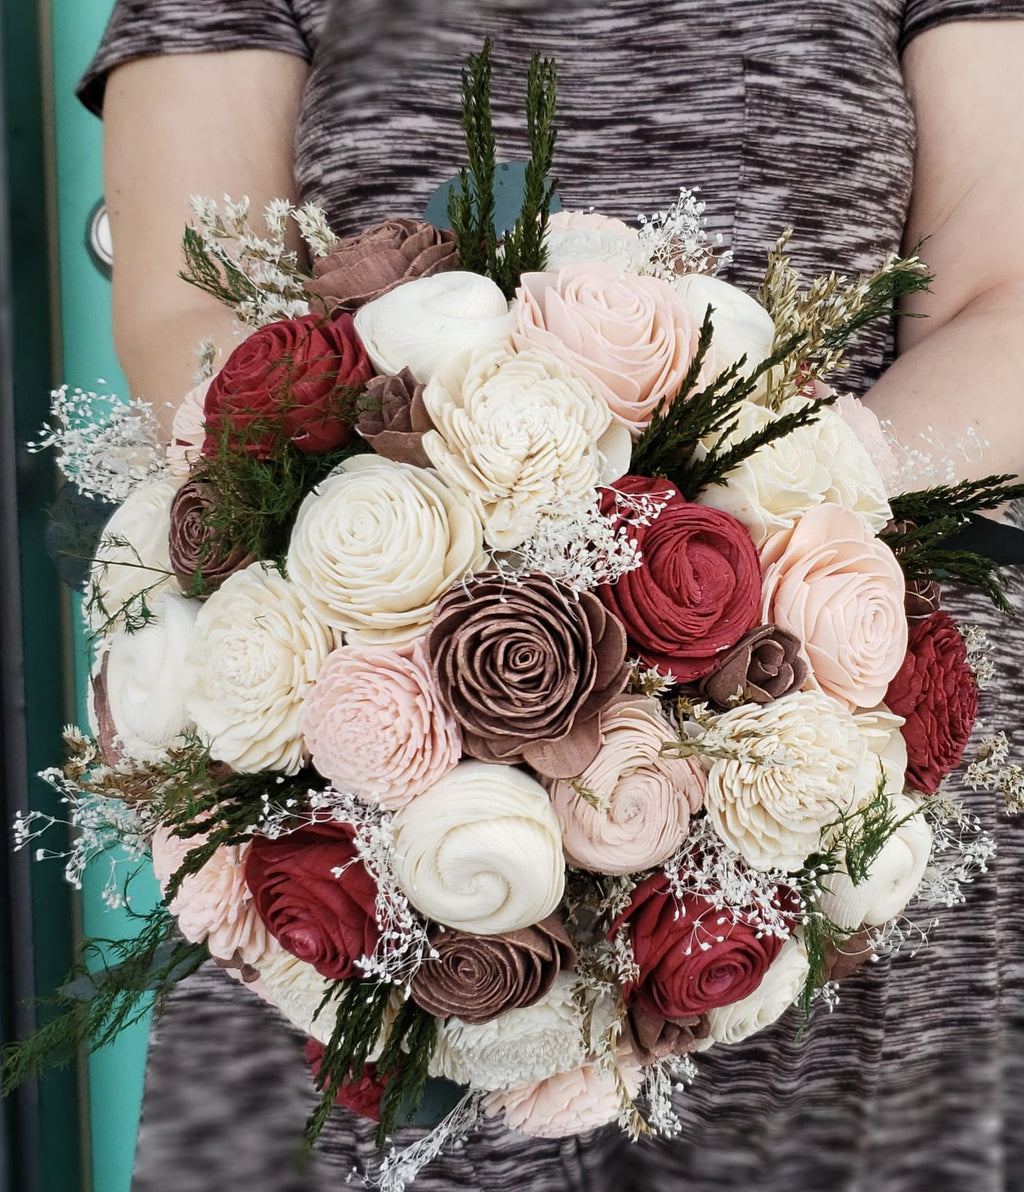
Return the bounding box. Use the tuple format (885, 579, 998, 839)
(80, 4, 1024, 1189)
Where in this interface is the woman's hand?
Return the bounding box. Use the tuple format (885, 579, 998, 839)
(103, 49, 308, 441)
(867, 21, 1024, 486)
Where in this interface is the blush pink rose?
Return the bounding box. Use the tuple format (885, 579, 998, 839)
(547, 696, 704, 875)
(151, 826, 269, 967)
(761, 503, 907, 710)
(513, 262, 710, 437)
(301, 640, 461, 809)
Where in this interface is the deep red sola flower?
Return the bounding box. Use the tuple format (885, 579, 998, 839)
(245, 820, 380, 981)
(885, 609, 979, 795)
(304, 1040, 388, 1123)
(611, 873, 796, 1020)
(597, 475, 762, 682)
(202, 312, 372, 457)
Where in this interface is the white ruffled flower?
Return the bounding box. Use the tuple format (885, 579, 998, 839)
(698, 399, 892, 546)
(421, 343, 623, 550)
(853, 705, 908, 797)
(249, 945, 336, 1045)
(89, 477, 181, 633)
(543, 210, 639, 271)
(104, 591, 199, 761)
(674, 272, 776, 389)
(430, 975, 588, 1089)
(704, 691, 877, 872)
(698, 936, 809, 1049)
(286, 455, 486, 645)
(184, 562, 336, 774)
(354, 271, 515, 382)
(391, 761, 566, 935)
(816, 793, 933, 931)
(166, 379, 210, 478)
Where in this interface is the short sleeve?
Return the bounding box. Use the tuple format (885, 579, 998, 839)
(77, 0, 314, 117)
(901, 0, 1024, 51)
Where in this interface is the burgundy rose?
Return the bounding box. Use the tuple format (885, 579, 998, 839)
(306, 219, 458, 312)
(612, 873, 794, 1019)
(356, 367, 436, 469)
(409, 916, 575, 1024)
(168, 477, 254, 598)
(304, 1040, 387, 1123)
(245, 820, 380, 981)
(202, 312, 372, 457)
(884, 609, 978, 795)
(696, 624, 808, 707)
(622, 1002, 709, 1066)
(427, 571, 629, 779)
(597, 476, 761, 682)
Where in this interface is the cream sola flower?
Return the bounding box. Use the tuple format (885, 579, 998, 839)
(421, 343, 631, 551)
(286, 455, 487, 646)
(184, 562, 336, 774)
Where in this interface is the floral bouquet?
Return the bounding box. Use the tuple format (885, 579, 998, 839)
(9, 42, 1024, 1191)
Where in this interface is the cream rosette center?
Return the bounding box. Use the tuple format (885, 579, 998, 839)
(391, 761, 566, 935)
(421, 343, 618, 550)
(704, 690, 878, 872)
(184, 562, 335, 775)
(103, 591, 199, 762)
(286, 455, 486, 645)
(548, 696, 705, 875)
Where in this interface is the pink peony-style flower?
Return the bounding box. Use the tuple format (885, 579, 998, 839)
(301, 639, 462, 809)
(547, 696, 704, 875)
(760, 503, 907, 710)
(513, 262, 710, 437)
(484, 1055, 643, 1139)
(151, 826, 269, 967)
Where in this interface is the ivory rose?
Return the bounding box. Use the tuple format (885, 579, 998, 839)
(484, 1055, 644, 1138)
(761, 503, 908, 710)
(816, 793, 932, 930)
(547, 696, 704, 875)
(421, 343, 625, 550)
(674, 273, 776, 388)
(390, 761, 566, 935)
(513, 261, 709, 436)
(300, 639, 461, 809)
(286, 455, 486, 646)
(429, 975, 590, 1089)
(704, 691, 878, 872)
(151, 827, 269, 967)
(104, 591, 199, 761)
(184, 562, 335, 774)
(542, 210, 639, 271)
(89, 476, 181, 634)
(698, 935, 809, 1048)
(699, 400, 892, 545)
(354, 271, 515, 381)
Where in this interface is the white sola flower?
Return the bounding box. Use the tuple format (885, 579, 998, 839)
(698, 936, 810, 1049)
(430, 975, 590, 1089)
(704, 691, 877, 873)
(184, 562, 336, 774)
(286, 455, 486, 646)
(422, 343, 630, 550)
(674, 272, 776, 390)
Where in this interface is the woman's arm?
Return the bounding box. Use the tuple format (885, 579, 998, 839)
(866, 21, 1024, 485)
(103, 50, 308, 439)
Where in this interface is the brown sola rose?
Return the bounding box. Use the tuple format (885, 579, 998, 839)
(622, 1003, 709, 1066)
(611, 873, 797, 1019)
(427, 571, 630, 780)
(356, 367, 436, 469)
(168, 477, 254, 598)
(885, 609, 979, 795)
(306, 219, 458, 312)
(597, 475, 761, 683)
(696, 624, 808, 707)
(202, 312, 372, 458)
(409, 916, 575, 1024)
(244, 820, 380, 981)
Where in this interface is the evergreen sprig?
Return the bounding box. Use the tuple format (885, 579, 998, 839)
(890, 475, 1024, 524)
(374, 996, 439, 1142)
(1, 904, 206, 1094)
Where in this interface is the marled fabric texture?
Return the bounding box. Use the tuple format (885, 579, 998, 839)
(78, 2, 1024, 1189)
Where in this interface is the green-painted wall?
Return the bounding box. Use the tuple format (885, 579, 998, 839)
(50, 3, 157, 1190)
